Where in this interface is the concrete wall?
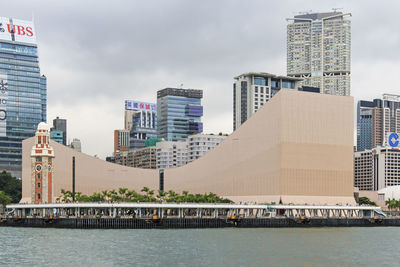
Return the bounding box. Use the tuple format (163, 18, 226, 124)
(21, 89, 355, 204)
(165, 90, 355, 205)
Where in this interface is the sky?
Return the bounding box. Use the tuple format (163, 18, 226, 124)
(3, 0, 400, 158)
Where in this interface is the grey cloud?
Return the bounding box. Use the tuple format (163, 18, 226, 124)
(3, 0, 400, 158)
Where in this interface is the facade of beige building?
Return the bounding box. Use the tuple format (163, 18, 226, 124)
(21, 90, 355, 205)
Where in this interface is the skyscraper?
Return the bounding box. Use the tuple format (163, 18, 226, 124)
(0, 17, 47, 178)
(50, 116, 66, 145)
(287, 11, 351, 96)
(357, 94, 400, 151)
(233, 72, 302, 130)
(157, 88, 203, 141)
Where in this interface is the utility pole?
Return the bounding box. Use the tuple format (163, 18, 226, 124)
(72, 156, 75, 202)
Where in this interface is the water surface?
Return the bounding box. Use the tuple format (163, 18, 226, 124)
(0, 227, 398, 266)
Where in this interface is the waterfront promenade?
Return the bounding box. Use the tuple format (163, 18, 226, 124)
(2, 203, 394, 229)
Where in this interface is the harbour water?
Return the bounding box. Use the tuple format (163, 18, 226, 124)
(1, 227, 399, 266)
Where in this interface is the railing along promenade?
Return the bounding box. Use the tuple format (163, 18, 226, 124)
(4, 203, 384, 219)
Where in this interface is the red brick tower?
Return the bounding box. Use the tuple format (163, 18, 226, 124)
(31, 122, 54, 203)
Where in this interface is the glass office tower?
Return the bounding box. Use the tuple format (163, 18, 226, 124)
(0, 17, 46, 178)
(157, 88, 203, 141)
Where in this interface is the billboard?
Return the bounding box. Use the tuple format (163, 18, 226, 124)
(125, 100, 156, 112)
(0, 17, 36, 44)
(0, 74, 7, 137)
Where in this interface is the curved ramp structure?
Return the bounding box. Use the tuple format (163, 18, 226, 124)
(21, 89, 355, 205)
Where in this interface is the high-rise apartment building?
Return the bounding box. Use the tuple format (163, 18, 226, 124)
(157, 88, 203, 141)
(51, 116, 66, 145)
(233, 72, 302, 130)
(0, 17, 47, 177)
(357, 94, 400, 151)
(287, 12, 351, 96)
(187, 134, 227, 163)
(124, 100, 157, 150)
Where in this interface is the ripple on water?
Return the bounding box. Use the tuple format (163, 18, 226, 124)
(0, 227, 399, 267)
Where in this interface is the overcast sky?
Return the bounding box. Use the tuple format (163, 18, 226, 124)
(3, 0, 400, 158)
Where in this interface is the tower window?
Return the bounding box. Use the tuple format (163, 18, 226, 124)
(37, 182, 41, 188)
(37, 193, 41, 200)
(37, 173, 41, 179)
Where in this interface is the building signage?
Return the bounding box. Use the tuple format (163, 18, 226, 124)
(0, 74, 8, 137)
(0, 17, 36, 44)
(125, 100, 156, 112)
(388, 133, 399, 148)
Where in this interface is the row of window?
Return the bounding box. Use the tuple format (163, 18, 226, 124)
(0, 43, 38, 55)
(0, 62, 39, 71)
(0, 52, 38, 63)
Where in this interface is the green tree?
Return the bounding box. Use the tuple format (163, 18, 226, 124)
(358, 197, 377, 206)
(0, 190, 12, 207)
(0, 171, 22, 203)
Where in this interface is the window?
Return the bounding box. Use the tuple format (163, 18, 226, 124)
(37, 173, 41, 179)
(37, 182, 41, 188)
(37, 193, 41, 200)
(254, 77, 267, 86)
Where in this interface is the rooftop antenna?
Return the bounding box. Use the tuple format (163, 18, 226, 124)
(298, 10, 313, 15)
(332, 8, 343, 13)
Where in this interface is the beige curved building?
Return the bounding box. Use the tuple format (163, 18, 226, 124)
(21, 89, 355, 204)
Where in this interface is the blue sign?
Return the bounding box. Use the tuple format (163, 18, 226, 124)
(388, 133, 399, 148)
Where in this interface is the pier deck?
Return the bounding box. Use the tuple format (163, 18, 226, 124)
(1, 203, 390, 229)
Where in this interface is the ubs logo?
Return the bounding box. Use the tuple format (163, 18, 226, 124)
(389, 133, 399, 148)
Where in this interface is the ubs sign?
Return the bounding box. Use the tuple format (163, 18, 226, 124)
(388, 133, 400, 148)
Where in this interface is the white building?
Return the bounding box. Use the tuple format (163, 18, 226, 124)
(287, 12, 351, 96)
(355, 144, 400, 191)
(156, 141, 188, 169)
(187, 134, 227, 163)
(156, 134, 227, 169)
(233, 72, 302, 130)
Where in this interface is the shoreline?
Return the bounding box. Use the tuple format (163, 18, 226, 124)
(2, 217, 400, 229)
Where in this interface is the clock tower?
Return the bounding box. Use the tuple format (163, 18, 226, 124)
(31, 122, 54, 203)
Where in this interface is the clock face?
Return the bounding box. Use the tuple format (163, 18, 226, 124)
(35, 164, 42, 172)
(48, 165, 52, 172)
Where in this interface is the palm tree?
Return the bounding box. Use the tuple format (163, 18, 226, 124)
(157, 190, 167, 202)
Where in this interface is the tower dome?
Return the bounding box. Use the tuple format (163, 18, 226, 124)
(37, 122, 51, 132)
